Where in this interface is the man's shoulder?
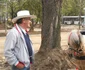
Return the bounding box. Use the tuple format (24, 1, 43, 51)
(7, 27, 18, 36)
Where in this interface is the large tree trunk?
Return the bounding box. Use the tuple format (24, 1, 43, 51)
(31, 0, 76, 70)
(40, 0, 62, 51)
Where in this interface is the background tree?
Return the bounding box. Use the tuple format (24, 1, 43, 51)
(62, 0, 85, 16)
(62, 0, 85, 29)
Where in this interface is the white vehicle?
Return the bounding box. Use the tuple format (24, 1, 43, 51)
(74, 21, 79, 24)
(64, 21, 72, 25)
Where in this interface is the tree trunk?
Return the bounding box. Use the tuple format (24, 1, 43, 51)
(40, 0, 62, 51)
(31, 0, 76, 70)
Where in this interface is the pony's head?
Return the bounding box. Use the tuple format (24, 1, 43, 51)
(68, 30, 84, 56)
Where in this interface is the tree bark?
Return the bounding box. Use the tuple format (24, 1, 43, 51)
(40, 0, 62, 51)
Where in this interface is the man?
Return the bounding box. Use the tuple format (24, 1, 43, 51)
(4, 10, 35, 70)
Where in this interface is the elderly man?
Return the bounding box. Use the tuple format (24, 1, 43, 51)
(4, 10, 35, 70)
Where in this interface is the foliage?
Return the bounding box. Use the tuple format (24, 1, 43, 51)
(1, 0, 85, 22)
(62, 0, 85, 16)
(23, 0, 42, 22)
(7, 0, 42, 22)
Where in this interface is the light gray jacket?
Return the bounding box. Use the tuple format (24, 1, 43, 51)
(4, 24, 33, 67)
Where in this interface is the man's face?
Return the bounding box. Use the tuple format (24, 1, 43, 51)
(23, 17, 32, 28)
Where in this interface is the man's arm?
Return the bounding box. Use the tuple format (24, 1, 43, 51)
(4, 31, 19, 66)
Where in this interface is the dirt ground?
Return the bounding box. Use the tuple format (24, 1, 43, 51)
(31, 25, 84, 70)
(0, 24, 82, 70)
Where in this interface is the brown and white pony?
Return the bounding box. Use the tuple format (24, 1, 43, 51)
(68, 30, 85, 70)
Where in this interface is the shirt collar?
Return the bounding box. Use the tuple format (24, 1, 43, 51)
(19, 26, 26, 35)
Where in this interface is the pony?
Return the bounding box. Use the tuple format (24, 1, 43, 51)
(68, 30, 85, 70)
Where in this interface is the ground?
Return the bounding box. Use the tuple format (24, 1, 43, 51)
(0, 24, 82, 70)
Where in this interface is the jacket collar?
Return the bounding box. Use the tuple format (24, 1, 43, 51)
(14, 24, 25, 41)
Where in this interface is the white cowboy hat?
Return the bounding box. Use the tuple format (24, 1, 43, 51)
(12, 10, 36, 23)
